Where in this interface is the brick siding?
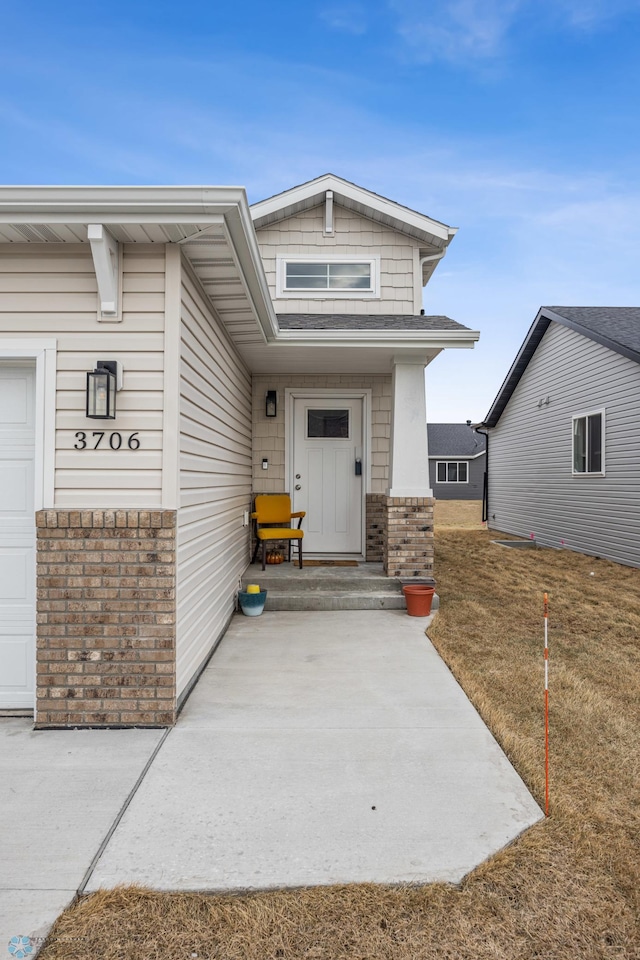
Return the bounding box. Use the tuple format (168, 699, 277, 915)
(35, 509, 176, 728)
(384, 497, 434, 578)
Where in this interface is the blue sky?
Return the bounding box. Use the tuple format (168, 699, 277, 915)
(2, 0, 640, 420)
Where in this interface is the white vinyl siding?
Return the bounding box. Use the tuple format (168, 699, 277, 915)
(488, 322, 640, 568)
(257, 205, 417, 315)
(0, 243, 165, 506)
(176, 261, 252, 697)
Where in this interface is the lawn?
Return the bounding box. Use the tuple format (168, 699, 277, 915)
(40, 531, 640, 959)
(433, 499, 484, 529)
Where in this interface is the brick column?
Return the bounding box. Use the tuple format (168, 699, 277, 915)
(383, 496, 434, 579)
(35, 509, 176, 728)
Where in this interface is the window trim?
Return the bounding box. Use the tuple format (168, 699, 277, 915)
(572, 408, 605, 477)
(276, 255, 380, 299)
(435, 460, 470, 483)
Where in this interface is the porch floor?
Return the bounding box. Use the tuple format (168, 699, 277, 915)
(85, 610, 542, 892)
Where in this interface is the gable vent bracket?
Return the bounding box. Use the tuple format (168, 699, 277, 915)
(324, 191, 334, 235)
(88, 223, 120, 320)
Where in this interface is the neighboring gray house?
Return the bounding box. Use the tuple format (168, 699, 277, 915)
(427, 423, 486, 500)
(481, 307, 640, 568)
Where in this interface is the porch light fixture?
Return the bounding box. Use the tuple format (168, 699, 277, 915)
(86, 360, 121, 419)
(265, 390, 277, 418)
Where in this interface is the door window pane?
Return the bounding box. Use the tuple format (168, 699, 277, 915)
(458, 462, 468, 482)
(437, 462, 446, 482)
(307, 409, 350, 439)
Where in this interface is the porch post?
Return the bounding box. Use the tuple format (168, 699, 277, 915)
(384, 357, 435, 579)
(388, 359, 432, 497)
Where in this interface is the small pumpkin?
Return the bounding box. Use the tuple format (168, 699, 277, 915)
(266, 549, 284, 564)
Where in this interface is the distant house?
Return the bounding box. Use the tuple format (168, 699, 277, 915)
(427, 422, 486, 500)
(481, 307, 640, 568)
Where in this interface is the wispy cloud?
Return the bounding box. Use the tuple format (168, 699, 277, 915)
(319, 2, 369, 35)
(388, 0, 640, 64)
(389, 0, 522, 63)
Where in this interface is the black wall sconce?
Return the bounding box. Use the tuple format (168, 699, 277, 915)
(265, 390, 277, 418)
(86, 360, 122, 419)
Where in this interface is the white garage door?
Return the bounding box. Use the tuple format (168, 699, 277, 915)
(0, 362, 36, 709)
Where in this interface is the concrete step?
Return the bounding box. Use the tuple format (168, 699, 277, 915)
(241, 565, 438, 612)
(263, 591, 409, 612)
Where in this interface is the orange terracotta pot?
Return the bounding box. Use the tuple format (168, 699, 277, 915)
(402, 584, 435, 617)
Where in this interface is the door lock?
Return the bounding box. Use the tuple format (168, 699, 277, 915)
(295, 474, 301, 479)
(295, 484, 301, 490)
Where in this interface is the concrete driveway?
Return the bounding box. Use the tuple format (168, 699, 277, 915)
(86, 610, 542, 891)
(0, 721, 164, 952)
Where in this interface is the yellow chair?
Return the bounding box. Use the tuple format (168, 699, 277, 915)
(252, 494, 305, 570)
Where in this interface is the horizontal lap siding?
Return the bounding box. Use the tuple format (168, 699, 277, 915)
(0, 243, 165, 506)
(489, 323, 640, 567)
(257, 205, 417, 315)
(177, 264, 252, 696)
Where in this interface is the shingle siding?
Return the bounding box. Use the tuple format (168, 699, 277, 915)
(488, 322, 640, 567)
(256, 205, 418, 315)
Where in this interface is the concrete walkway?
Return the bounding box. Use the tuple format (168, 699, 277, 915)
(87, 610, 542, 892)
(0, 721, 164, 952)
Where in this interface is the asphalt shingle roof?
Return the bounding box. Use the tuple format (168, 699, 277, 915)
(545, 307, 640, 356)
(277, 314, 470, 331)
(483, 306, 640, 427)
(427, 423, 486, 457)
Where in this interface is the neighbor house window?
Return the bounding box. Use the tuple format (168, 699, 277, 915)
(276, 256, 379, 298)
(436, 461, 469, 483)
(573, 410, 604, 475)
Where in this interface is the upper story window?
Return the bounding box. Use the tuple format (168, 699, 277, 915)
(572, 410, 604, 475)
(276, 255, 379, 298)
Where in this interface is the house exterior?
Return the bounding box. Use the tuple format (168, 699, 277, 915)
(427, 423, 486, 500)
(481, 306, 640, 568)
(0, 174, 479, 727)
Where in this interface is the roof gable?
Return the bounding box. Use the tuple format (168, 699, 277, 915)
(483, 306, 640, 428)
(251, 173, 456, 251)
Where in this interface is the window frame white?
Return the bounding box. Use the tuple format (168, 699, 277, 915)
(572, 408, 605, 477)
(436, 460, 469, 484)
(276, 255, 380, 299)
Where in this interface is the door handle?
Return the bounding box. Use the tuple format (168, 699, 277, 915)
(355, 458, 362, 476)
(295, 484, 301, 490)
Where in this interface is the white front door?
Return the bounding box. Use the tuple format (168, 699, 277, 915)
(292, 397, 363, 554)
(0, 362, 36, 709)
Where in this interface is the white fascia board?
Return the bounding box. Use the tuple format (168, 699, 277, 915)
(221, 204, 279, 343)
(251, 174, 454, 245)
(272, 329, 480, 349)
(0, 185, 248, 217)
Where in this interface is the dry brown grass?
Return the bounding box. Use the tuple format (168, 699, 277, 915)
(41, 531, 640, 960)
(434, 499, 484, 529)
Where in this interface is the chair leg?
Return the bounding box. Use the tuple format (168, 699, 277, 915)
(299, 539, 303, 569)
(262, 540, 266, 571)
(252, 539, 260, 564)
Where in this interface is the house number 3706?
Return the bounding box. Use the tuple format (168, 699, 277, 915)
(74, 431, 141, 450)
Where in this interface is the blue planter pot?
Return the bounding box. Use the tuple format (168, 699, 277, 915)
(238, 589, 267, 616)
